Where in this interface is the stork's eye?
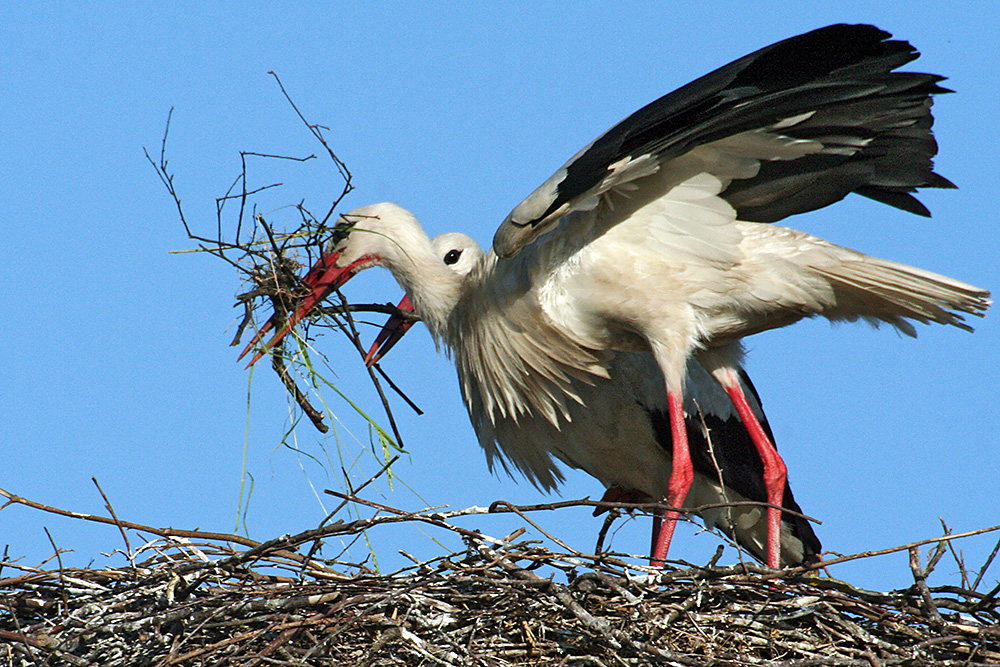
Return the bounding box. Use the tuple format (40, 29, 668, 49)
(443, 249, 463, 265)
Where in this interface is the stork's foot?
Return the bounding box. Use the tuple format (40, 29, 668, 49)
(593, 486, 651, 516)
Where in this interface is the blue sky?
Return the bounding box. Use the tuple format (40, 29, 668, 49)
(2, 3, 997, 591)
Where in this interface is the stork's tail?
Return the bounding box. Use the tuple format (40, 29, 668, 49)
(815, 253, 990, 336)
(740, 223, 991, 336)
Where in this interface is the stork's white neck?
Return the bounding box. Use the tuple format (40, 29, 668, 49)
(393, 247, 464, 344)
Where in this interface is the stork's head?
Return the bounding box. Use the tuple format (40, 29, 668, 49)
(321, 203, 426, 277)
(241, 203, 475, 367)
(428, 232, 484, 279)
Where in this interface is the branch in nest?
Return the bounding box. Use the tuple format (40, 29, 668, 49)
(271, 345, 329, 433)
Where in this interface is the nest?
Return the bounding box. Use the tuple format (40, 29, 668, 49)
(3, 488, 999, 666)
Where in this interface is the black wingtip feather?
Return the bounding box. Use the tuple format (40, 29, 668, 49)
(728, 24, 902, 92)
(716, 27, 952, 223)
(856, 187, 932, 217)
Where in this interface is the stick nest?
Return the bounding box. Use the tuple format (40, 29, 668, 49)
(3, 516, 998, 667)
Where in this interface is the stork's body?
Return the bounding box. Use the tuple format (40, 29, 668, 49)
(244, 25, 991, 567)
(368, 233, 820, 565)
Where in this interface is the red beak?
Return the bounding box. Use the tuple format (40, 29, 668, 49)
(364, 295, 418, 367)
(239, 250, 357, 367)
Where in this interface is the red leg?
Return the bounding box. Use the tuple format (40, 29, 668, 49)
(721, 377, 787, 568)
(651, 511, 663, 558)
(650, 391, 692, 567)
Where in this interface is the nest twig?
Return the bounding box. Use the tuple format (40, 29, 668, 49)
(2, 486, 999, 666)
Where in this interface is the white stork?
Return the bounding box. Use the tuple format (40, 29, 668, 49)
(365, 232, 822, 566)
(243, 24, 991, 568)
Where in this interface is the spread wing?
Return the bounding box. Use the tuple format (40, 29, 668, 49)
(493, 24, 952, 258)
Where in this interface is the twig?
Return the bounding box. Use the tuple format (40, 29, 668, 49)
(325, 455, 403, 524)
(972, 532, 1000, 592)
(42, 527, 68, 606)
(91, 477, 132, 565)
(488, 496, 816, 525)
(489, 501, 584, 557)
(301, 455, 402, 576)
(770, 523, 1000, 580)
(909, 546, 945, 626)
(143, 107, 190, 238)
(267, 71, 353, 225)
(331, 291, 406, 448)
(0, 487, 261, 549)
(271, 345, 329, 433)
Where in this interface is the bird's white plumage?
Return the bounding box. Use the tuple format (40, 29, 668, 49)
(414, 232, 816, 565)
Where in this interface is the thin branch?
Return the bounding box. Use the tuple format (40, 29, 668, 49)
(143, 107, 191, 238)
(781, 524, 1000, 579)
(489, 501, 584, 557)
(43, 527, 68, 606)
(909, 545, 945, 626)
(91, 477, 132, 566)
(266, 71, 354, 225)
(332, 292, 406, 448)
(272, 348, 329, 433)
(0, 487, 261, 549)
(972, 532, 1000, 592)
